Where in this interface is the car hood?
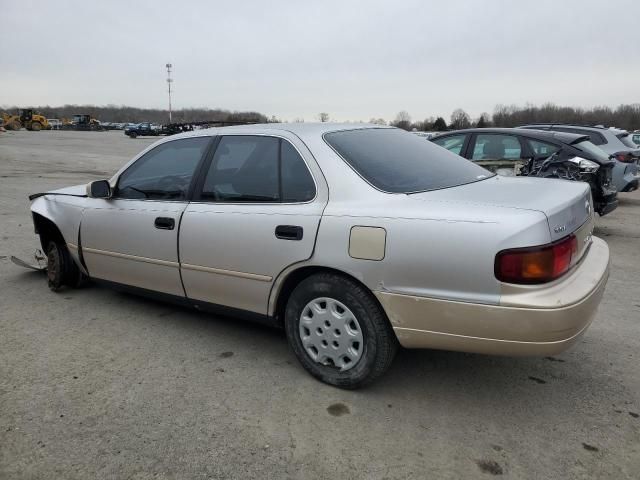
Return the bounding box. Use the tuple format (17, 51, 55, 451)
(29, 183, 88, 200)
(408, 176, 592, 242)
(50, 184, 88, 195)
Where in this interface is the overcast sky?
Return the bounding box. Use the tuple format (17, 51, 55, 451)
(2, 0, 638, 122)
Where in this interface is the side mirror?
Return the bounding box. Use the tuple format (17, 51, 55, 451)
(87, 180, 112, 199)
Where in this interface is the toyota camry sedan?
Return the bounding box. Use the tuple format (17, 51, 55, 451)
(27, 124, 610, 388)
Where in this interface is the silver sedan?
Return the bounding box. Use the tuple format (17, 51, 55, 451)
(28, 124, 610, 388)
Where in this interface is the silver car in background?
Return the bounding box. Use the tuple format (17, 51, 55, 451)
(28, 124, 610, 388)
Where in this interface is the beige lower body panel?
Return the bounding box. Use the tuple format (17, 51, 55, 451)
(83, 249, 184, 297)
(375, 237, 610, 356)
(180, 267, 271, 314)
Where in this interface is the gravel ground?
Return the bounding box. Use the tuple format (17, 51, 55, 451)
(1, 130, 639, 479)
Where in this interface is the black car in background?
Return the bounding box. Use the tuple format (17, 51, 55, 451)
(124, 122, 161, 138)
(431, 128, 618, 216)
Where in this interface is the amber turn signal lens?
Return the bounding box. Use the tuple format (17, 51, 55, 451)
(495, 235, 578, 284)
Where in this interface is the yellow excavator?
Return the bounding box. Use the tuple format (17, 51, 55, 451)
(1, 112, 21, 130)
(1, 109, 49, 131)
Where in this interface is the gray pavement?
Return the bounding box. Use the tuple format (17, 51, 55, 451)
(1, 130, 638, 479)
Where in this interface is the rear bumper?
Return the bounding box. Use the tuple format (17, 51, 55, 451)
(375, 237, 610, 356)
(595, 193, 618, 216)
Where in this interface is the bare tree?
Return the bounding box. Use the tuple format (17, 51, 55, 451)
(421, 116, 436, 130)
(391, 111, 412, 130)
(450, 109, 471, 130)
(368, 118, 387, 125)
(318, 112, 330, 122)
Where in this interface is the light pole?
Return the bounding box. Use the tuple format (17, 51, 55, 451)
(166, 63, 173, 123)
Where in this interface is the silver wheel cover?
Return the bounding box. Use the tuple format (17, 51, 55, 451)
(299, 297, 364, 371)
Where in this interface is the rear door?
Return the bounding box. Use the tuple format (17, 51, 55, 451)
(81, 136, 212, 296)
(179, 133, 326, 314)
(469, 133, 526, 175)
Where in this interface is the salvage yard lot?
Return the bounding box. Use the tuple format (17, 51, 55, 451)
(1, 130, 639, 479)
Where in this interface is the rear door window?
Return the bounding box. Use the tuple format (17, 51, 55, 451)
(199, 135, 315, 202)
(471, 134, 523, 160)
(281, 140, 316, 202)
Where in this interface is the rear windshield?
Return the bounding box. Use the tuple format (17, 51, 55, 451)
(572, 140, 611, 163)
(324, 128, 493, 193)
(617, 133, 638, 149)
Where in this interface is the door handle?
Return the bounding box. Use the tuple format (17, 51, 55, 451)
(275, 225, 303, 241)
(154, 217, 175, 230)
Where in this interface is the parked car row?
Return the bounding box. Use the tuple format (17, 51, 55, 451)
(427, 124, 640, 218)
(24, 123, 611, 388)
(99, 122, 128, 130)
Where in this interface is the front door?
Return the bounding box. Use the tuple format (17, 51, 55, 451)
(179, 134, 326, 314)
(81, 136, 211, 296)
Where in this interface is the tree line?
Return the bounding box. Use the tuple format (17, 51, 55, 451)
(4, 102, 639, 131)
(386, 103, 640, 132)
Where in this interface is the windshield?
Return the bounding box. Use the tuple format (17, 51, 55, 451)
(573, 140, 611, 163)
(617, 133, 638, 149)
(324, 128, 493, 193)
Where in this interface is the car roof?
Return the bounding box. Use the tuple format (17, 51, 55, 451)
(436, 128, 589, 145)
(163, 122, 392, 142)
(519, 123, 629, 134)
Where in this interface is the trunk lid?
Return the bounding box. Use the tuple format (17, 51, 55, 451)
(408, 176, 593, 242)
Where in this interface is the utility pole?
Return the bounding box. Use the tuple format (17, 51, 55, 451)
(166, 63, 173, 123)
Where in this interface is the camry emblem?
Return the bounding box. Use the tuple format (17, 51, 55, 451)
(554, 225, 566, 234)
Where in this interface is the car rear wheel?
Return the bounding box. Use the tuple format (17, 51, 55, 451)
(284, 273, 398, 389)
(46, 241, 86, 291)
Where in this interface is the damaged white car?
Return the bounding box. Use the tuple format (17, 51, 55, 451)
(23, 124, 610, 388)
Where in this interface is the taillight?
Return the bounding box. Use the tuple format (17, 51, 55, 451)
(614, 152, 634, 163)
(495, 235, 578, 284)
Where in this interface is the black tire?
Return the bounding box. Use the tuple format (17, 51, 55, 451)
(46, 241, 84, 291)
(129, 132, 137, 139)
(284, 273, 398, 389)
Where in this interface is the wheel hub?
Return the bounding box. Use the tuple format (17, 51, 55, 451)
(299, 297, 363, 371)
